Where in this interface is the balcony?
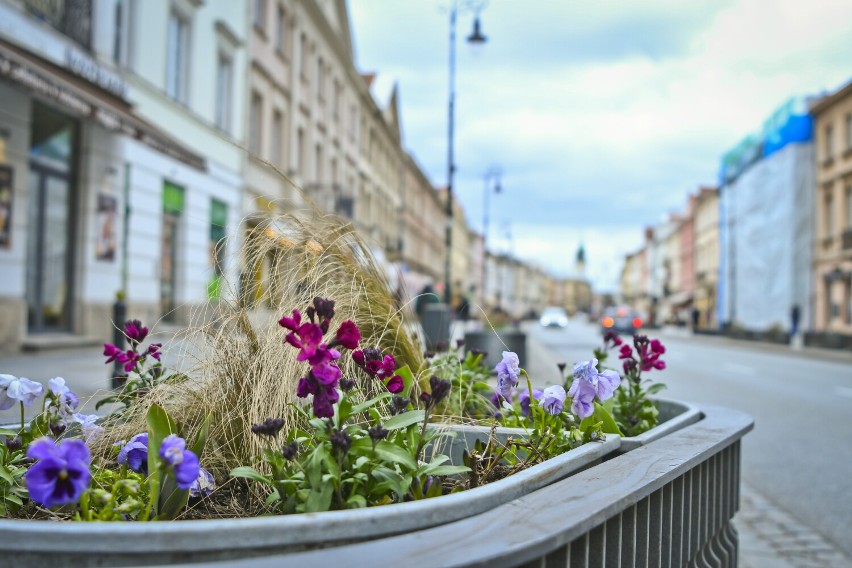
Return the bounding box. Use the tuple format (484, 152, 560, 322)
(23, 0, 92, 50)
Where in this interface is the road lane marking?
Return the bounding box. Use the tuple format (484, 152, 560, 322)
(721, 363, 756, 376)
(836, 386, 852, 399)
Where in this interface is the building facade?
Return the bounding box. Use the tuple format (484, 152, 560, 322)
(718, 98, 815, 333)
(810, 81, 852, 337)
(692, 186, 719, 329)
(0, 0, 246, 351)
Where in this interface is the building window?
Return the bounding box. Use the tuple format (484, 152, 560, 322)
(300, 33, 308, 79)
(846, 184, 852, 230)
(825, 123, 834, 159)
(315, 143, 323, 183)
(271, 110, 283, 168)
(166, 10, 190, 103)
(316, 57, 324, 99)
(296, 128, 305, 174)
(209, 199, 228, 299)
(274, 4, 285, 55)
(846, 113, 852, 151)
(333, 80, 341, 121)
(249, 91, 262, 155)
(253, 0, 266, 33)
(215, 52, 233, 132)
(825, 190, 834, 238)
(113, 0, 132, 67)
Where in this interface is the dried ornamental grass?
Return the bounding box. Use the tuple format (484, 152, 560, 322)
(93, 213, 424, 487)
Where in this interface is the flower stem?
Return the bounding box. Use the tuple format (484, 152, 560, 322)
(19, 402, 24, 434)
(144, 472, 160, 521)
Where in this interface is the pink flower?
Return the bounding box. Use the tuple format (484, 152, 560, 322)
(278, 309, 302, 332)
(334, 320, 361, 350)
(385, 375, 404, 394)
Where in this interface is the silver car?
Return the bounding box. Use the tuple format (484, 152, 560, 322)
(539, 307, 569, 328)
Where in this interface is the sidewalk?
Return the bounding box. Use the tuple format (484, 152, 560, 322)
(655, 325, 852, 364)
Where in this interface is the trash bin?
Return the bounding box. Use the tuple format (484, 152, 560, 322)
(422, 303, 451, 350)
(464, 329, 527, 370)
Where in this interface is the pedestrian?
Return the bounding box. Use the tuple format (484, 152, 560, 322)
(691, 307, 700, 331)
(790, 304, 800, 336)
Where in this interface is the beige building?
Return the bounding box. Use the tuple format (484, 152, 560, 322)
(693, 187, 719, 329)
(397, 153, 445, 303)
(811, 81, 852, 336)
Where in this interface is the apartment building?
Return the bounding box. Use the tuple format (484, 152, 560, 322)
(0, 0, 246, 350)
(810, 80, 852, 338)
(692, 186, 719, 329)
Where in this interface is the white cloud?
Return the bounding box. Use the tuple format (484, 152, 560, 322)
(350, 0, 852, 293)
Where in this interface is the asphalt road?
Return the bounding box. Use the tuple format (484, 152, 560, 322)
(527, 317, 852, 560)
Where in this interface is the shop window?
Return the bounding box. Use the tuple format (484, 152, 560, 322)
(208, 199, 227, 300)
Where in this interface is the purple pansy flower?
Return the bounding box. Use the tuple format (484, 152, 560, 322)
(540, 385, 567, 416)
(159, 434, 200, 490)
(45, 377, 80, 421)
(73, 413, 104, 443)
(569, 359, 622, 403)
(570, 380, 597, 419)
(0, 374, 44, 410)
(25, 437, 91, 508)
(519, 388, 543, 417)
(117, 433, 149, 474)
(495, 351, 520, 399)
(189, 468, 215, 498)
(124, 319, 149, 346)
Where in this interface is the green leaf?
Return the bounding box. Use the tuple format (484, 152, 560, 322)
(646, 383, 667, 395)
(190, 414, 211, 458)
(305, 483, 333, 513)
(351, 392, 393, 414)
(0, 465, 14, 486)
(230, 466, 272, 485)
(346, 494, 367, 509)
(396, 365, 416, 398)
(582, 402, 622, 435)
(383, 410, 426, 431)
(0, 428, 17, 438)
(145, 404, 177, 483)
(422, 465, 470, 476)
(373, 441, 417, 470)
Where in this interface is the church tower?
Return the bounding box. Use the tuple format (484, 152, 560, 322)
(575, 242, 586, 276)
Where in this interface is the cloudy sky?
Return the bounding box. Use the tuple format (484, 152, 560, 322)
(348, 0, 852, 292)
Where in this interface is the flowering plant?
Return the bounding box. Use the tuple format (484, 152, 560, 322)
(231, 299, 467, 512)
(0, 318, 214, 522)
(97, 320, 173, 412)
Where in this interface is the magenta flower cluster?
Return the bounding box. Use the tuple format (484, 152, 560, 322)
(619, 335, 666, 375)
(352, 348, 404, 393)
(103, 320, 162, 373)
(280, 298, 361, 418)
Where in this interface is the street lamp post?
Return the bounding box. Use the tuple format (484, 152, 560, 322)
(444, 1, 487, 305)
(481, 168, 501, 308)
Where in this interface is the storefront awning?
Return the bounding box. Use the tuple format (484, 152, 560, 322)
(0, 37, 205, 171)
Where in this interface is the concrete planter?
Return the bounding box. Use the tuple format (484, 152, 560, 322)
(0, 399, 703, 567)
(0, 432, 618, 567)
(271, 404, 754, 568)
(433, 397, 700, 463)
(618, 397, 702, 452)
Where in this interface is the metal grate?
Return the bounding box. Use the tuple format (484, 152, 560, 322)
(521, 442, 742, 568)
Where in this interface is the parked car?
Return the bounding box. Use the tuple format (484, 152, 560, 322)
(600, 306, 643, 336)
(539, 306, 569, 328)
